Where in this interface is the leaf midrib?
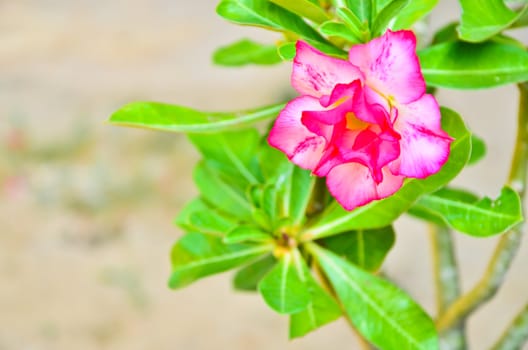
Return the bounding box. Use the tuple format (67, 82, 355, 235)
(172, 245, 271, 273)
(422, 67, 528, 76)
(225, 0, 279, 28)
(418, 194, 520, 221)
(110, 104, 284, 133)
(319, 250, 428, 350)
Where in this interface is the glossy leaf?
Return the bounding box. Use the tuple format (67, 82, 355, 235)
(189, 129, 261, 185)
(289, 250, 341, 338)
(341, 0, 371, 23)
(258, 145, 315, 226)
(216, 0, 324, 41)
(175, 198, 238, 235)
(491, 33, 528, 48)
(287, 166, 316, 226)
(311, 244, 439, 350)
(302, 108, 470, 240)
(336, 7, 369, 42)
(193, 161, 253, 219)
(414, 186, 523, 236)
(251, 207, 274, 231)
(269, 0, 330, 24)
(169, 232, 272, 289)
(233, 254, 277, 291)
(277, 42, 297, 60)
(419, 41, 528, 89)
(319, 21, 362, 44)
(407, 204, 447, 227)
(109, 102, 284, 134)
(258, 251, 311, 314)
(213, 39, 282, 66)
(458, 0, 528, 42)
(321, 226, 395, 271)
(468, 134, 487, 165)
(258, 143, 293, 182)
(261, 185, 282, 224)
(224, 225, 273, 244)
(391, 0, 439, 30)
(305, 39, 348, 58)
(372, 0, 410, 36)
(276, 39, 346, 61)
(432, 22, 459, 44)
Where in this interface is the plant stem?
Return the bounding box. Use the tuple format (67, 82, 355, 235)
(430, 226, 461, 314)
(491, 303, 528, 350)
(429, 225, 467, 349)
(436, 83, 528, 332)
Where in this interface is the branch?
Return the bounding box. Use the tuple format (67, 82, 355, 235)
(436, 82, 528, 332)
(429, 225, 466, 349)
(491, 303, 528, 350)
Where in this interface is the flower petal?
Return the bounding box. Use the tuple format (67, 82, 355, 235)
(348, 30, 425, 104)
(268, 96, 327, 171)
(292, 41, 362, 98)
(319, 80, 362, 108)
(391, 94, 452, 178)
(326, 163, 404, 210)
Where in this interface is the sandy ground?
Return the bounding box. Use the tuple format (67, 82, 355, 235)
(0, 1, 527, 349)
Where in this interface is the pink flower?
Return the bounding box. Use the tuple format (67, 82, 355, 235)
(268, 30, 452, 211)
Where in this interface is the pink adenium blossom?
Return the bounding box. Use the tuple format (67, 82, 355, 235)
(268, 30, 452, 211)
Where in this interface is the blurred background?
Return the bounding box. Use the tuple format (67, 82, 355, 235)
(1, 1, 527, 349)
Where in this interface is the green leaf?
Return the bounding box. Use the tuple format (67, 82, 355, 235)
(468, 134, 487, 165)
(491, 33, 528, 48)
(302, 108, 470, 240)
(224, 225, 273, 244)
(216, 0, 325, 41)
(311, 244, 439, 350)
(193, 161, 253, 219)
(432, 22, 459, 44)
(247, 185, 276, 230)
(261, 185, 279, 223)
(213, 39, 282, 66)
(258, 144, 315, 226)
(175, 198, 238, 236)
(407, 204, 448, 227)
(289, 250, 342, 338)
(419, 40, 528, 89)
(458, 0, 528, 42)
(258, 251, 311, 314)
(342, 0, 437, 31)
(336, 7, 370, 41)
(189, 129, 261, 185)
(433, 22, 526, 46)
(258, 142, 293, 182)
(413, 186, 523, 236)
(371, 0, 410, 36)
(319, 21, 362, 44)
(276, 39, 346, 61)
(277, 41, 297, 60)
(233, 254, 277, 291)
(109, 102, 285, 134)
(269, 0, 331, 24)
(342, 0, 372, 23)
(287, 166, 316, 226)
(305, 39, 348, 58)
(391, 0, 439, 30)
(169, 232, 272, 289)
(321, 226, 395, 271)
